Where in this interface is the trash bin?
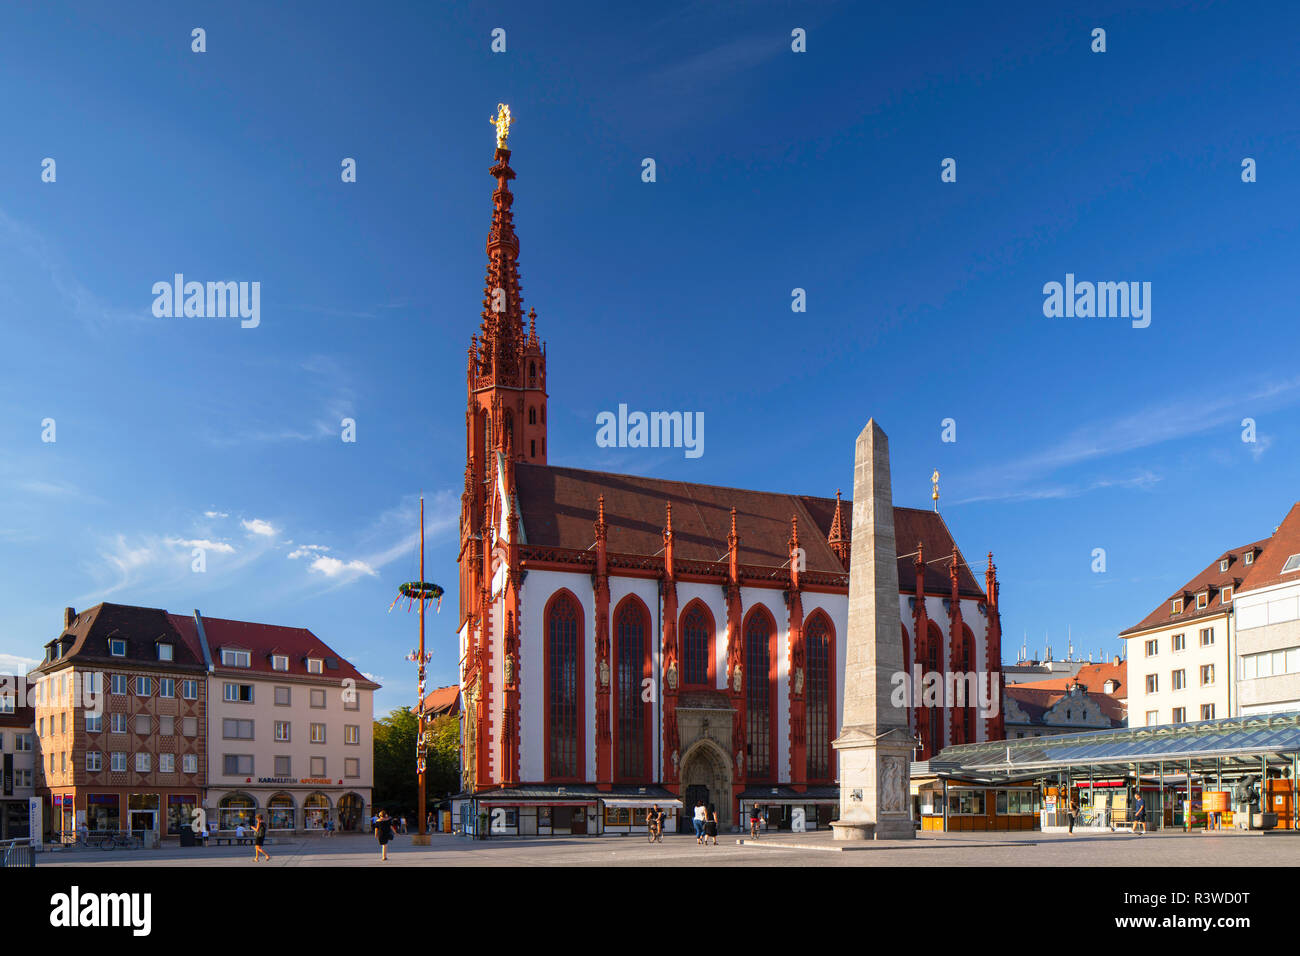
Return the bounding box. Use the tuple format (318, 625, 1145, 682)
(179, 827, 195, 847)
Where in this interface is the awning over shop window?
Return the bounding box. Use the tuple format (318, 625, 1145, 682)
(740, 797, 837, 805)
(602, 798, 683, 809)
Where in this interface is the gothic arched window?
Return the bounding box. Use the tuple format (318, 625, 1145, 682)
(744, 608, 775, 780)
(681, 603, 714, 689)
(528, 406, 536, 425)
(545, 591, 583, 780)
(615, 597, 651, 780)
(805, 611, 835, 781)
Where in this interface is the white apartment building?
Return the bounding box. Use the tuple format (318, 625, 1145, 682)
(1234, 503, 1300, 716)
(170, 611, 380, 833)
(1120, 542, 1262, 725)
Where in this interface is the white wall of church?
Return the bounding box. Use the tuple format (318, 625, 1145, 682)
(802, 591, 850, 747)
(609, 575, 663, 777)
(896, 594, 994, 749)
(518, 569, 596, 782)
(674, 581, 729, 691)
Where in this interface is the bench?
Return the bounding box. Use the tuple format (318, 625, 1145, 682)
(209, 833, 275, 847)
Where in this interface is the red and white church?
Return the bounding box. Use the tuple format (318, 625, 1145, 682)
(453, 134, 1005, 836)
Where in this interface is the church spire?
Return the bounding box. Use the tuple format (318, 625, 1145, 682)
(828, 488, 849, 568)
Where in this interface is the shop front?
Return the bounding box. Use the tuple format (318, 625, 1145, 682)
(210, 787, 371, 833)
(738, 786, 839, 833)
(458, 785, 682, 837)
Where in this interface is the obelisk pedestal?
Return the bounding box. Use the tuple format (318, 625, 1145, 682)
(831, 420, 917, 840)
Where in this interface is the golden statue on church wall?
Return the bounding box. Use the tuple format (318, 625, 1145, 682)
(490, 103, 513, 148)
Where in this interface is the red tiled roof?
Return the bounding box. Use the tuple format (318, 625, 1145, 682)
(418, 684, 460, 716)
(1013, 661, 1127, 700)
(1239, 502, 1300, 594)
(513, 464, 986, 597)
(169, 613, 377, 687)
(1120, 538, 1271, 637)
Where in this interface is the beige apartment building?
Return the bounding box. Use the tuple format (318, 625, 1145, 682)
(172, 611, 379, 833)
(1233, 503, 1300, 715)
(1120, 542, 1261, 726)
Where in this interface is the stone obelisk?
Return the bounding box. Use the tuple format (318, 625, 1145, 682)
(831, 420, 916, 840)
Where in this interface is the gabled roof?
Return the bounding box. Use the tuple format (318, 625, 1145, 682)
(1120, 538, 1270, 637)
(418, 684, 460, 716)
(1004, 684, 1125, 727)
(512, 463, 986, 596)
(1239, 502, 1300, 594)
(169, 613, 377, 687)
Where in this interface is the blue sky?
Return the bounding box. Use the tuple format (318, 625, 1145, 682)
(2, 0, 1298, 714)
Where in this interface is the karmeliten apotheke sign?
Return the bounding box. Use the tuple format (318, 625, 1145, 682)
(254, 777, 341, 786)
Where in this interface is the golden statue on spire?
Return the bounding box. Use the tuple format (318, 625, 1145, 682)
(931, 469, 941, 511)
(490, 103, 514, 149)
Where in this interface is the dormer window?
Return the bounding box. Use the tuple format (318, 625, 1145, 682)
(306, 658, 323, 675)
(1219, 559, 1230, 573)
(109, 638, 127, 657)
(221, 649, 251, 668)
(1221, 586, 1233, 604)
(1171, 598, 1183, 614)
(1244, 551, 1254, 565)
(1282, 554, 1300, 574)
(272, 655, 289, 672)
(157, 643, 174, 662)
(1196, 592, 1208, 610)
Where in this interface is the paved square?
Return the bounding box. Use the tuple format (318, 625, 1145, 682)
(31, 828, 1300, 867)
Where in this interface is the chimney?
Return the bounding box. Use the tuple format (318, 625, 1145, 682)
(1113, 654, 1120, 666)
(63, 607, 76, 629)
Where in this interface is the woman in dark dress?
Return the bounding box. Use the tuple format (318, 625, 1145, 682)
(705, 804, 719, 845)
(374, 809, 395, 861)
(252, 813, 270, 863)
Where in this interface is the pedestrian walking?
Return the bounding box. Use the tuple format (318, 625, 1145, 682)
(692, 801, 707, 844)
(1068, 798, 1079, 834)
(251, 813, 271, 863)
(1132, 794, 1147, 835)
(374, 809, 396, 861)
(705, 804, 719, 846)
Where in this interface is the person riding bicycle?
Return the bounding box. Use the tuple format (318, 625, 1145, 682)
(749, 804, 763, 837)
(647, 804, 663, 840)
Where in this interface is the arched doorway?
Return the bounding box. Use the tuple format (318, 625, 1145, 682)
(679, 739, 734, 832)
(338, 793, 364, 832)
(218, 792, 256, 831)
(304, 792, 331, 830)
(267, 792, 296, 831)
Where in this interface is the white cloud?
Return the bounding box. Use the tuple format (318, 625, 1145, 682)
(309, 555, 377, 579)
(241, 518, 276, 537)
(165, 537, 236, 554)
(0, 652, 40, 676)
(288, 545, 331, 560)
(204, 510, 230, 519)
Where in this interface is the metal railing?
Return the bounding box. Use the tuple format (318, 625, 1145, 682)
(1, 839, 35, 867)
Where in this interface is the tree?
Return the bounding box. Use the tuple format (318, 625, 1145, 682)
(372, 708, 462, 814)
(372, 707, 419, 813)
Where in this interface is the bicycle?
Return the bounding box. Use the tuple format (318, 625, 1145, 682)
(749, 817, 762, 840)
(646, 818, 663, 843)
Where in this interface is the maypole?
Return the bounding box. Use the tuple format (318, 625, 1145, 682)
(390, 495, 443, 845)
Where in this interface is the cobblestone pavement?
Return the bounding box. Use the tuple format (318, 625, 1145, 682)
(32, 827, 1300, 867)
